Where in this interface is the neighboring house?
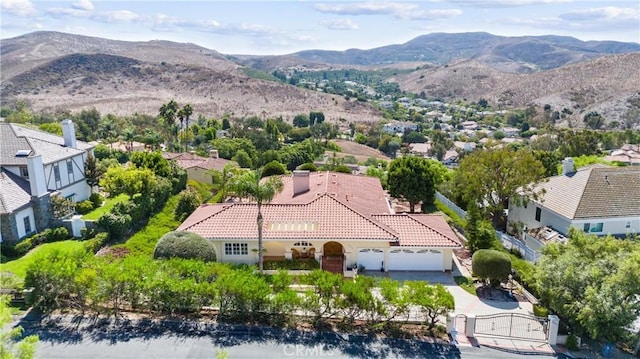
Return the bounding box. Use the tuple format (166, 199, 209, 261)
(407, 143, 431, 157)
(0, 120, 93, 242)
(178, 171, 462, 274)
(162, 150, 232, 184)
(381, 122, 418, 135)
(604, 144, 640, 165)
(508, 158, 640, 239)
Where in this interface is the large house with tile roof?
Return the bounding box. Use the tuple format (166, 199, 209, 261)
(0, 120, 93, 242)
(507, 158, 640, 239)
(178, 171, 462, 273)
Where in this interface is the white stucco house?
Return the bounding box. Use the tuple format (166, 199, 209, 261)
(178, 171, 462, 274)
(508, 158, 640, 241)
(0, 120, 94, 242)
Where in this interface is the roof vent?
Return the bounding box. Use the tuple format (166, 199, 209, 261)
(15, 150, 31, 157)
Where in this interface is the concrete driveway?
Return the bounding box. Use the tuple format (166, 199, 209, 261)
(362, 270, 533, 316)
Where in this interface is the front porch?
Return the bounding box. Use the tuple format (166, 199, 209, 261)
(261, 240, 355, 276)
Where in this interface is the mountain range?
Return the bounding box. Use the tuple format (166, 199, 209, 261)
(1, 31, 639, 125)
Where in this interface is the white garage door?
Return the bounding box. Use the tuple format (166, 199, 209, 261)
(357, 248, 384, 271)
(387, 249, 443, 271)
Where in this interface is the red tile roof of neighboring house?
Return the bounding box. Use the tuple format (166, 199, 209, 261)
(178, 193, 398, 242)
(372, 214, 461, 248)
(271, 171, 391, 215)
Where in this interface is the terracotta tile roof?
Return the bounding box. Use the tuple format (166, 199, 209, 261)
(372, 214, 462, 248)
(530, 165, 640, 219)
(271, 171, 391, 215)
(179, 193, 398, 242)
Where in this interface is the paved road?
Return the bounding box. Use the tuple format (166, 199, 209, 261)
(18, 315, 558, 359)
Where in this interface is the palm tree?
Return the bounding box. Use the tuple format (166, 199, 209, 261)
(177, 104, 193, 153)
(231, 168, 283, 273)
(122, 127, 136, 153)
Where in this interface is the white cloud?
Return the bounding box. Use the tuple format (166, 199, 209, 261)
(46, 7, 90, 18)
(92, 10, 140, 23)
(320, 18, 359, 30)
(399, 8, 463, 20)
(1, 0, 35, 16)
(447, 0, 573, 7)
(314, 2, 461, 21)
(559, 7, 639, 22)
(72, 0, 94, 11)
(314, 2, 419, 16)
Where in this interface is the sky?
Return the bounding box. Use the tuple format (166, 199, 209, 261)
(1, 0, 639, 55)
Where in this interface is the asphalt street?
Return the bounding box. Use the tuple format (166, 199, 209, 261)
(17, 314, 559, 359)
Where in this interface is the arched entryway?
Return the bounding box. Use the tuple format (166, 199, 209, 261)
(322, 241, 344, 274)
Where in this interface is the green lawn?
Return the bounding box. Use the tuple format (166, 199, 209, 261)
(1, 240, 85, 280)
(114, 194, 181, 256)
(454, 276, 478, 296)
(83, 193, 129, 220)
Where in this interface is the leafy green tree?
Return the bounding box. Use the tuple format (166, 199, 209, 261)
(405, 281, 455, 330)
(535, 230, 640, 341)
(453, 147, 545, 228)
(1, 295, 39, 359)
(472, 249, 511, 286)
(230, 168, 284, 273)
(465, 204, 499, 253)
(532, 150, 560, 178)
(387, 156, 448, 213)
(174, 187, 202, 221)
(232, 149, 253, 168)
(84, 153, 103, 193)
(300, 270, 343, 326)
(292, 114, 309, 128)
(209, 163, 241, 201)
(100, 166, 158, 199)
(583, 111, 604, 130)
(309, 111, 325, 125)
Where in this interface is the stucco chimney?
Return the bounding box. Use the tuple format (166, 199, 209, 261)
(27, 155, 48, 197)
(561, 157, 575, 175)
(210, 149, 219, 158)
(292, 170, 310, 195)
(61, 119, 77, 148)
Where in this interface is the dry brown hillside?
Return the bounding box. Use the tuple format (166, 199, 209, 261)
(392, 53, 640, 124)
(0, 32, 384, 123)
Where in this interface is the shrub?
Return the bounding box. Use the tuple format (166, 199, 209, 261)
(263, 258, 320, 270)
(261, 161, 287, 178)
(472, 249, 511, 284)
(75, 200, 95, 215)
(565, 334, 579, 351)
(153, 231, 216, 262)
(84, 232, 109, 253)
(14, 238, 33, 256)
(174, 188, 202, 221)
(533, 304, 549, 317)
(89, 193, 104, 208)
(297, 163, 317, 172)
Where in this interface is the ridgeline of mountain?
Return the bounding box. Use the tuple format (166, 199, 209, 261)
(0, 31, 383, 122)
(243, 32, 640, 73)
(2, 31, 639, 125)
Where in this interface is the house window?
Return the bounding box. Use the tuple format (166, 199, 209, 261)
(535, 207, 541, 222)
(224, 243, 248, 256)
(23, 216, 32, 234)
(626, 221, 631, 229)
(20, 167, 29, 178)
(67, 160, 75, 182)
(583, 223, 604, 233)
(53, 164, 61, 182)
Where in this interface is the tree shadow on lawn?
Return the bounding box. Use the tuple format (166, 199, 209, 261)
(16, 312, 462, 359)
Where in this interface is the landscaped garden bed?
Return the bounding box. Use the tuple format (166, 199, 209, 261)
(263, 258, 320, 270)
